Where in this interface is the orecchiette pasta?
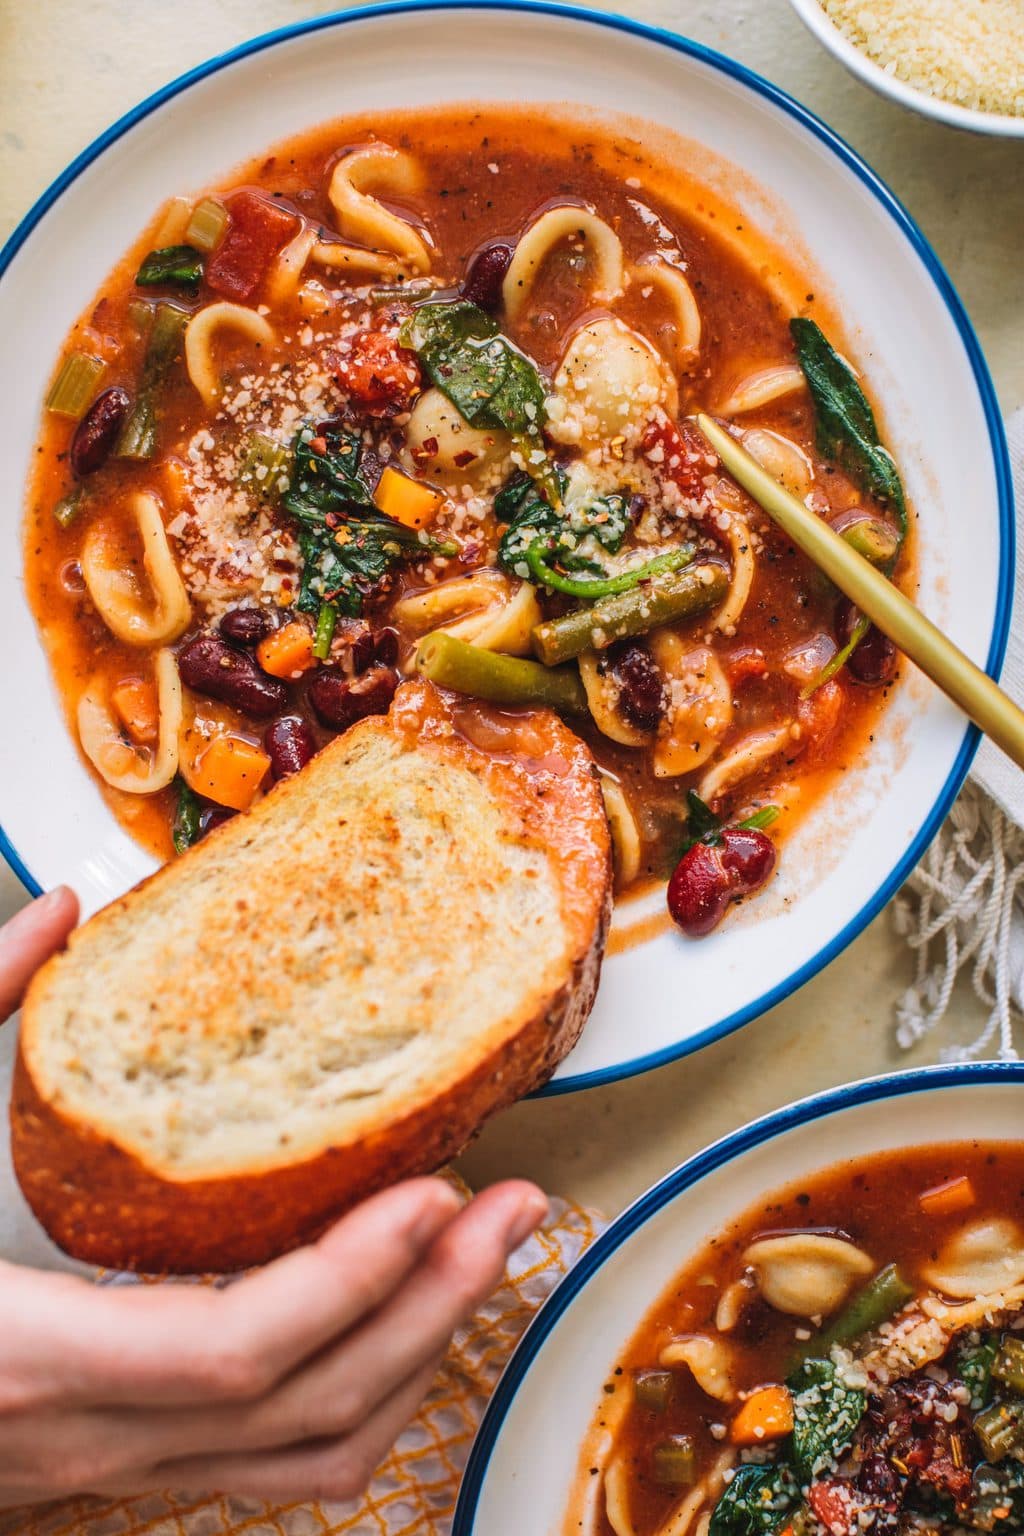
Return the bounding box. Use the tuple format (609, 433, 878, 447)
(503, 206, 624, 322)
(77, 648, 182, 794)
(921, 1217, 1024, 1299)
(547, 318, 678, 452)
(741, 428, 814, 500)
(696, 722, 794, 805)
(717, 364, 806, 417)
(650, 639, 732, 778)
(604, 1457, 636, 1536)
(711, 515, 755, 636)
(659, 1334, 737, 1402)
(633, 257, 702, 370)
(599, 774, 643, 887)
(743, 1233, 875, 1317)
(579, 652, 652, 748)
(403, 387, 513, 481)
(81, 493, 191, 647)
(184, 302, 275, 406)
(325, 143, 431, 272)
(265, 225, 318, 306)
(394, 570, 540, 656)
(655, 1451, 735, 1536)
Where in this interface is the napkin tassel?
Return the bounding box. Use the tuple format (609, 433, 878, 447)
(893, 782, 1024, 1061)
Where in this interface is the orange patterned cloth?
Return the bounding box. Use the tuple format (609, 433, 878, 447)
(0, 1197, 603, 1536)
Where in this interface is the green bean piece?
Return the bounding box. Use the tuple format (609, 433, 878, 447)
(634, 1370, 674, 1413)
(240, 430, 293, 500)
(838, 516, 901, 567)
(736, 806, 781, 833)
(531, 562, 728, 667)
(652, 1436, 697, 1487)
(525, 542, 694, 600)
(172, 779, 203, 856)
(415, 633, 587, 714)
(790, 1263, 914, 1368)
(135, 245, 204, 290)
(993, 1338, 1024, 1397)
(313, 602, 337, 661)
(45, 351, 106, 419)
(116, 303, 188, 461)
(53, 489, 83, 529)
(976, 1400, 1024, 1463)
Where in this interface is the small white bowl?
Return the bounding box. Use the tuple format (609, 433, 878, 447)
(787, 0, 1024, 137)
(453, 1062, 1024, 1535)
(0, 2, 1014, 1092)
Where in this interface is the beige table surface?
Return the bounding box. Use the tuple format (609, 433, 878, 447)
(1, 0, 1021, 1265)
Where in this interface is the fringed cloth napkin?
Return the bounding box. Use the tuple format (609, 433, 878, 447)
(894, 407, 1024, 1061)
(0, 1196, 604, 1536)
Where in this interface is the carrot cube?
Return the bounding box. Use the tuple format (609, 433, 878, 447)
(194, 735, 270, 812)
(918, 1175, 976, 1218)
(373, 465, 443, 529)
(729, 1384, 794, 1446)
(257, 621, 316, 679)
(111, 678, 159, 745)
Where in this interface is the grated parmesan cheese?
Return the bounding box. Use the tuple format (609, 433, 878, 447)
(820, 0, 1024, 117)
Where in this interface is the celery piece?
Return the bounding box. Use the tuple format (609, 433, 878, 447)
(993, 1337, 1024, 1397)
(185, 197, 228, 253)
(53, 489, 83, 529)
(127, 298, 155, 335)
(45, 352, 106, 419)
(652, 1436, 697, 1487)
(976, 1400, 1024, 1463)
(634, 1370, 674, 1413)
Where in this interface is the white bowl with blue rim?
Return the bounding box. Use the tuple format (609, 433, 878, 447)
(0, 3, 1012, 1090)
(452, 1062, 1024, 1533)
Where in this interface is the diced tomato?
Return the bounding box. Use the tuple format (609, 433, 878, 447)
(796, 677, 845, 764)
(329, 330, 422, 415)
(725, 646, 768, 688)
(807, 1479, 858, 1536)
(205, 191, 299, 302)
(640, 415, 715, 503)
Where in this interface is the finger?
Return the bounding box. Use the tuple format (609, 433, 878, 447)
(0, 887, 78, 1021)
(120, 1180, 546, 1462)
(140, 1354, 443, 1503)
(7, 1178, 462, 1408)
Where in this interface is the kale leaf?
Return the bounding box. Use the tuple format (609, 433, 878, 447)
(495, 469, 630, 578)
(790, 318, 906, 531)
(787, 1358, 867, 1483)
(957, 1334, 1000, 1413)
(283, 422, 452, 617)
(708, 1464, 798, 1536)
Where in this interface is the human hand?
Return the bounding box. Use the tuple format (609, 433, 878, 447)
(0, 891, 548, 1505)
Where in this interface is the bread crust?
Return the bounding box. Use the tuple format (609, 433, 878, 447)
(12, 682, 611, 1273)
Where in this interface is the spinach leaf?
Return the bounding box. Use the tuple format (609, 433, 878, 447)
(787, 1359, 867, 1483)
(283, 422, 453, 617)
(972, 1462, 1024, 1532)
(401, 301, 551, 489)
(790, 318, 906, 531)
(495, 469, 630, 579)
(172, 779, 203, 856)
(708, 1464, 798, 1536)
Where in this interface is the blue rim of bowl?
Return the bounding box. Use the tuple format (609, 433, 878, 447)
(0, 1, 1014, 1090)
(454, 1060, 1024, 1532)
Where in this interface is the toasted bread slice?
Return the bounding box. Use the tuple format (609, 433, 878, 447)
(13, 680, 611, 1273)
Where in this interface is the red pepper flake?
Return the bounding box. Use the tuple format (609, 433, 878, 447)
(453, 449, 478, 468)
(309, 436, 328, 455)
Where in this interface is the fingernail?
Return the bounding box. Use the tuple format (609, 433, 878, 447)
(506, 1194, 549, 1252)
(411, 1189, 460, 1245)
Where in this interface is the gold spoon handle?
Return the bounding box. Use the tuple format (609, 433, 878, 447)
(696, 413, 1024, 769)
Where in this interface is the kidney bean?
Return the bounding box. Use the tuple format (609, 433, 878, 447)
(606, 641, 665, 731)
(309, 665, 398, 731)
(264, 716, 318, 780)
(461, 241, 514, 312)
(331, 618, 375, 675)
(667, 827, 776, 938)
(372, 626, 400, 667)
(200, 805, 236, 838)
(836, 597, 898, 686)
(219, 606, 274, 646)
(70, 387, 131, 478)
(178, 633, 287, 717)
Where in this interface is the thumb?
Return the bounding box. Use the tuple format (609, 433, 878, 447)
(0, 888, 79, 1022)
